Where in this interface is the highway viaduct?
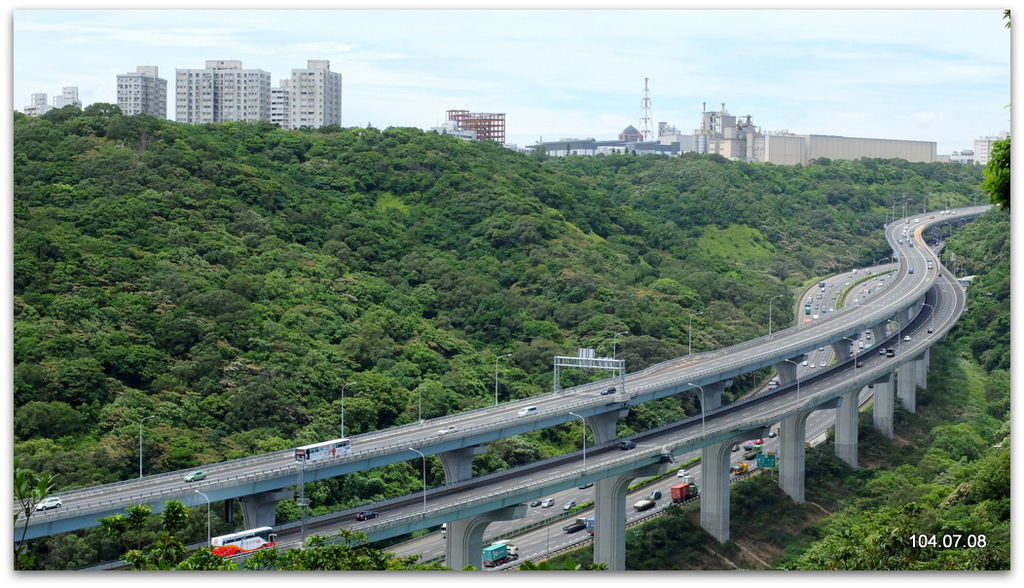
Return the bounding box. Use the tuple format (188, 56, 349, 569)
(19, 206, 986, 570)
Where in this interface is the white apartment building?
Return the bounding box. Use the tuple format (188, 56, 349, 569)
(973, 133, 1009, 166)
(22, 87, 81, 116)
(117, 66, 167, 118)
(175, 60, 271, 124)
(271, 59, 342, 130)
(23, 93, 52, 116)
(52, 87, 81, 109)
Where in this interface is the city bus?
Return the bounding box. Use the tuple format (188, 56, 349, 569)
(210, 526, 277, 557)
(295, 438, 351, 463)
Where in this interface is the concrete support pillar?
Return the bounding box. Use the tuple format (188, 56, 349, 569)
(870, 324, 886, 346)
(238, 489, 293, 529)
(438, 445, 489, 484)
(587, 409, 629, 444)
(775, 356, 803, 386)
(915, 348, 929, 389)
(445, 504, 527, 570)
(593, 462, 666, 570)
(831, 340, 849, 364)
(779, 410, 813, 503)
(700, 430, 764, 543)
(835, 389, 859, 467)
(898, 361, 917, 413)
(702, 380, 730, 411)
(872, 372, 895, 438)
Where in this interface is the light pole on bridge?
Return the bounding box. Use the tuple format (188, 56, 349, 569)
(193, 489, 211, 547)
(409, 448, 427, 513)
(768, 294, 785, 337)
(687, 383, 706, 435)
(568, 412, 586, 470)
(139, 414, 154, 479)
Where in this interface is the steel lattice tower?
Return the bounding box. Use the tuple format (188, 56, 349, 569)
(640, 77, 653, 141)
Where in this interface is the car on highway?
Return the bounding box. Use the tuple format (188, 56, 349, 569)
(801, 359, 808, 366)
(927, 327, 934, 333)
(541, 498, 555, 508)
(438, 425, 457, 435)
(676, 469, 690, 478)
(518, 406, 537, 416)
(355, 511, 379, 521)
(742, 442, 753, 450)
(563, 500, 577, 511)
(768, 429, 778, 438)
(856, 361, 864, 368)
(878, 348, 887, 355)
(903, 335, 912, 342)
(602, 386, 617, 395)
(183, 471, 206, 483)
(578, 482, 594, 489)
(618, 439, 637, 450)
(731, 444, 740, 452)
(530, 500, 542, 507)
(35, 497, 62, 511)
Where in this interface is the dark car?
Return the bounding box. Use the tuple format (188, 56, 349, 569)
(530, 500, 542, 507)
(855, 361, 864, 368)
(618, 439, 637, 450)
(578, 482, 594, 489)
(602, 386, 617, 395)
(355, 511, 379, 521)
(886, 348, 895, 357)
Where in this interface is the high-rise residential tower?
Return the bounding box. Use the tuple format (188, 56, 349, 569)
(273, 59, 342, 130)
(175, 60, 271, 124)
(117, 66, 167, 118)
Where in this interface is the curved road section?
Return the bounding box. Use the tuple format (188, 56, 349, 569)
(20, 206, 987, 541)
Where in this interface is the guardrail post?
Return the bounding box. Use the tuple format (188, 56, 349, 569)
(594, 462, 668, 570)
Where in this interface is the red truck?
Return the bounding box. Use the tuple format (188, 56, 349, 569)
(671, 482, 699, 503)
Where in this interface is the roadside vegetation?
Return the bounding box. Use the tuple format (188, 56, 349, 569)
(12, 105, 988, 568)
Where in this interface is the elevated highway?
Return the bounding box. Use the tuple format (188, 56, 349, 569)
(20, 206, 987, 560)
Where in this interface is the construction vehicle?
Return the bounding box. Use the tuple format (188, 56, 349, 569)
(482, 540, 519, 567)
(730, 463, 750, 475)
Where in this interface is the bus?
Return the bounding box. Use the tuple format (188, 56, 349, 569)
(295, 438, 351, 463)
(211, 526, 277, 557)
(804, 303, 812, 315)
(818, 280, 826, 289)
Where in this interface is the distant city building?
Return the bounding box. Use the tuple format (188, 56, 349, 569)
(431, 120, 478, 141)
(973, 133, 1009, 166)
(23, 93, 52, 116)
(948, 149, 975, 165)
(175, 60, 271, 124)
(52, 87, 81, 109)
(618, 125, 643, 142)
(117, 66, 167, 118)
(273, 59, 342, 130)
(22, 87, 81, 116)
(446, 110, 506, 144)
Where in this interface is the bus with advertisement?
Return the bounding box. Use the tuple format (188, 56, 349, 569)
(210, 526, 277, 557)
(295, 438, 352, 463)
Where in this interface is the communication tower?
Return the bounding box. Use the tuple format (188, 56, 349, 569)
(640, 78, 653, 141)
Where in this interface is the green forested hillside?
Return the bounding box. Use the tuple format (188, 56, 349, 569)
(12, 106, 988, 568)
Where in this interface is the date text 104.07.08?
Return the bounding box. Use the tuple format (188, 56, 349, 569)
(909, 534, 987, 549)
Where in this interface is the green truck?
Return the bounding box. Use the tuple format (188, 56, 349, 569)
(482, 541, 519, 567)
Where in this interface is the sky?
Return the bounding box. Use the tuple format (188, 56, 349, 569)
(7, 2, 1013, 154)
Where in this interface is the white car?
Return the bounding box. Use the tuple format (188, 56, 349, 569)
(541, 498, 555, 508)
(518, 406, 538, 416)
(438, 425, 456, 435)
(36, 497, 62, 511)
(676, 469, 690, 478)
(563, 500, 577, 511)
(903, 335, 912, 342)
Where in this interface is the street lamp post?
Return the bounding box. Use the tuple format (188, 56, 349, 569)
(687, 383, 706, 435)
(409, 448, 427, 512)
(612, 331, 627, 359)
(568, 412, 586, 470)
(783, 359, 801, 400)
(768, 295, 785, 337)
(340, 381, 355, 438)
(138, 415, 154, 479)
(194, 489, 211, 547)
(494, 353, 511, 406)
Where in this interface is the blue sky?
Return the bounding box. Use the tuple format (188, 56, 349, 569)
(8, 3, 1014, 154)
